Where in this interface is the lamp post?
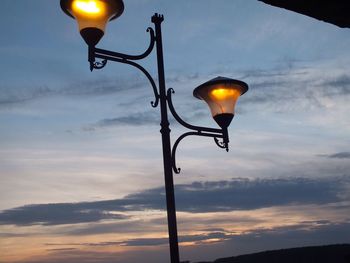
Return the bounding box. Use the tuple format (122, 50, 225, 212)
(60, 1, 248, 263)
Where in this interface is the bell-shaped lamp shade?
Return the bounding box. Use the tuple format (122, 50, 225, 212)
(60, 0, 124, 46)
(193, 76, 248, 128)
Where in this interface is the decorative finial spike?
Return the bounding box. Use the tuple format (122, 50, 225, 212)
(152, 13, 164, 23)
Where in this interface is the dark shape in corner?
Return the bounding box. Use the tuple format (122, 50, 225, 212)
(209, 244, 350, 263)
(259, 0, 350, 28)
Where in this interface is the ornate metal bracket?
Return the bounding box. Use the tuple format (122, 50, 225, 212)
(85, 16, 230, 174)
(167, 88, 229, 174)
(88, 27, 159, 108)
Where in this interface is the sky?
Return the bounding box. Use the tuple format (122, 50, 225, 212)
(0, 0, 350, 262)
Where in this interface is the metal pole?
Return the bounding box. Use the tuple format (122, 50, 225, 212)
(152, 13, 180, 263)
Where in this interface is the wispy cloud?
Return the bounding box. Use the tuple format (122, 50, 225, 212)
(41, 220, 350, 248)
(82, 111, 159, 131)
(45, 241, 122, 248)
(121, 231, 228, 247)
(107, 221, 350, 247)
(320, 152, 350, 159)
(237, 61, 350, 113)
(0, 75, 146, 107)
(0, 86, 54, 105)
(0, 71, 201, 108)
(1, 176, 348, 226)
(18, 221, 350, 263)
(82, 110, 207, 130)
(2, 59, 349, 121)
(46, 248, 78, 252)
(0, 205, 128, 226)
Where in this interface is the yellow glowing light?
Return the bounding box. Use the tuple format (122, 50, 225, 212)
(210, 88, 240, 101)
(208, 87, 241, 114)
(72, 0, 105, 15)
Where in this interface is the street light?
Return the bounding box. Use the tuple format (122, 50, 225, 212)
(60, 1, 248, 263)
(61, 0, 124, 46)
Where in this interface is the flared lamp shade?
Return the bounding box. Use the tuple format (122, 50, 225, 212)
(60, 0, 124, 46)
(193, 76, 248, 128)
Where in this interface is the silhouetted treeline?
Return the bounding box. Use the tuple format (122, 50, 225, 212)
(197, 244, 350, 263)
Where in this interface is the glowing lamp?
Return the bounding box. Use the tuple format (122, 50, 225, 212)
(61, 0, 124, 46)
(193, 76, 248, 128)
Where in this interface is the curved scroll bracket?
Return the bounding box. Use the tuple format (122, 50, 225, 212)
(89, 27, 159, 108)
(168, 88, 229, 173)
(93, 27, 156, 61)
(171, 131, 226, 174)
(214, 137, 226, 149)
(171, 132, 198, 174)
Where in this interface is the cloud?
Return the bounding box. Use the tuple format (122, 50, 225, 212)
(45, 241, 122, 248)
(0, 70, 200, 109)
(320, 74, 350, 96)
(46, 220, 350, 249)
(176, 176, 348, 212)
(19, 221, 350, 263)
(103, 221, 350, 247)
(121, 231, 228, 247)
(98, 115, 157, 126)
(0, 204, 128, 226)
(0, 86, 54, 105)
(46, 248, 78, 252)
(237, 62, 350, 114)
(66, 220, 158, 236)
(82, 111, 159, 131)
(3, 59, 349, 120)
(1, 176, 348, 226)
(18, 247, 169, 263)
(60, 75, 156, 98)
(0, 75, 145, 107)
(321, 152, 350, 159)
(82, 108, 207, 130)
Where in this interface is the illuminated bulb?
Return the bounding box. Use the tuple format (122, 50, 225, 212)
(211, 88, 240, 101)
(60, 0, 124, 46)
(72, 0, 103, 15)
(74, 1, 100, 14)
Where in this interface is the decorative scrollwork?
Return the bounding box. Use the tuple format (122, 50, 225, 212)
(123, 60, 159, 108)
(93, 27, 155, 61)
(92, 53, 160, 108)
(171, 132, 198, 174)
(171, 131, 227, 174)
(93, 59, 107, 70)
(90, 26, 159, 108)
(214, 137, 227, 149)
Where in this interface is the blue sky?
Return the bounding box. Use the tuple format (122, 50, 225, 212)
(0, 1, 350, 262)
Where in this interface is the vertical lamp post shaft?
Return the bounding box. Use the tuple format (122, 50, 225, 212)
(152, 14, 180, 263)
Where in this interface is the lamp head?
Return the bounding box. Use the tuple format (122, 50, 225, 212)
(193, 76, 248, 128)
(60, 0, 124, 46)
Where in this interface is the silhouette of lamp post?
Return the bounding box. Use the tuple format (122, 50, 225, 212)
(60, 1, 248, 262)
